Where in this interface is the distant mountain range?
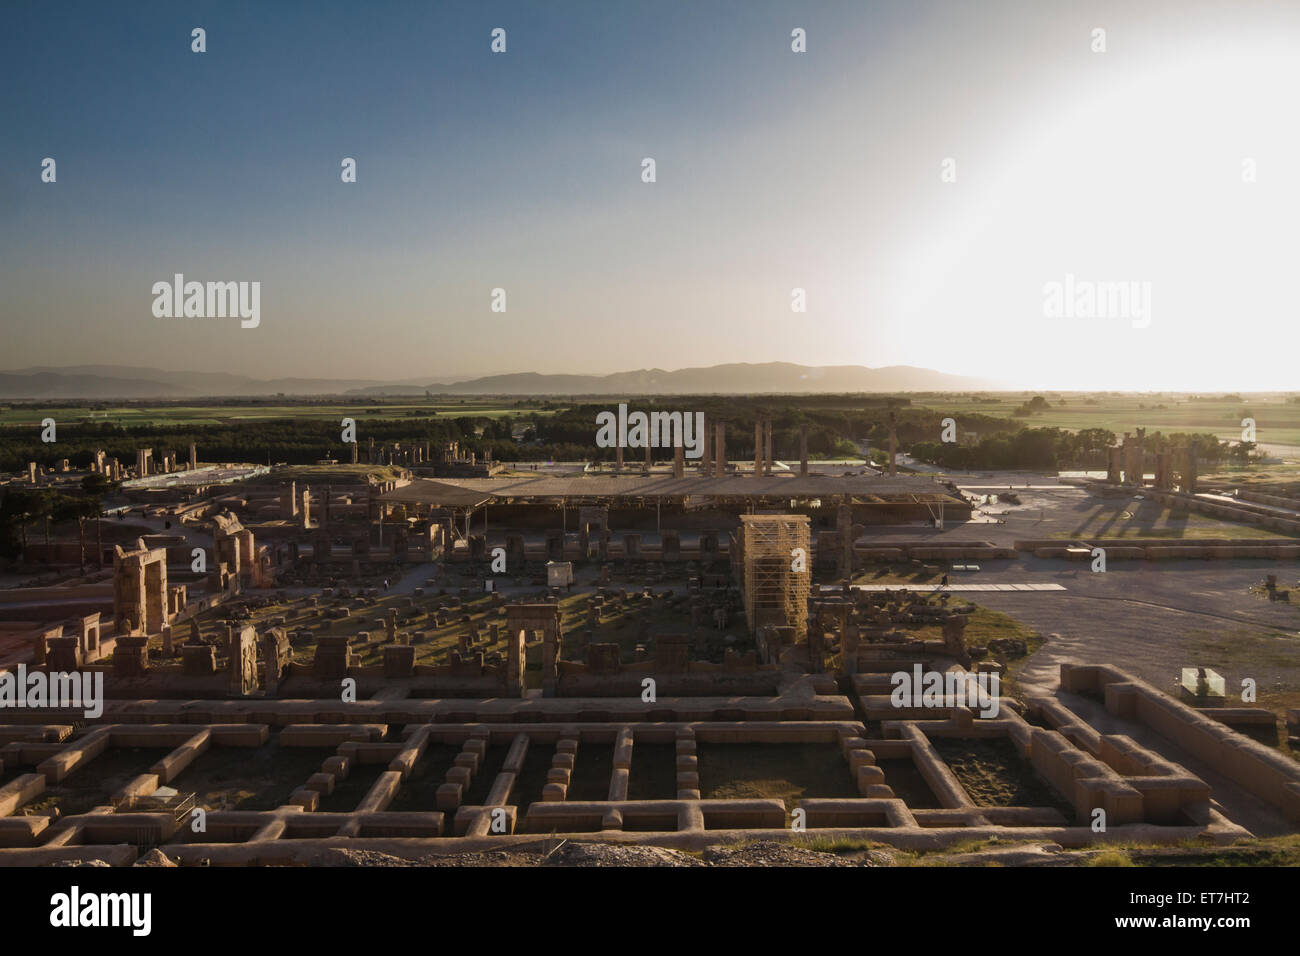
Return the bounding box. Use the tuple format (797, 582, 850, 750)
(0, 363, 996, 399)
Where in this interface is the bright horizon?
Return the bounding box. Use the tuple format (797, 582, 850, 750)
(3, 0, 1298, 391)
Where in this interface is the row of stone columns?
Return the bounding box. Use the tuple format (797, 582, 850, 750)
(602, 417, 809, 479)
(1109, 430, 1198, 493)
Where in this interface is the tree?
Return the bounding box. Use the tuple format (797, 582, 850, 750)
(0, 489, 45, 560)
(81, 475, 116, 570)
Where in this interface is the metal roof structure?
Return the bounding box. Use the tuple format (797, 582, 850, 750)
(379, 473, 959, 507)
(378, 480, 492, 509)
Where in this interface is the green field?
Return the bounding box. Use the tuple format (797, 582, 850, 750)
(930, 394, 1300, 452)
(0, 400, 552, 427)
(6, 392, 1300, 471)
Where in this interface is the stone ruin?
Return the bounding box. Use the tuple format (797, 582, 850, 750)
(3, 654, 1292, 867)
(112, 539, 169, 636)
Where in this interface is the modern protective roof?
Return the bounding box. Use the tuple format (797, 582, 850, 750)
(379, 473, 957, 507)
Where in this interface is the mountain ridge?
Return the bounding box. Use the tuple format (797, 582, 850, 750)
(0, 362, 996, 399)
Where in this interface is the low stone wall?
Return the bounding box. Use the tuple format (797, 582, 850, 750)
(1238, 489, 1300, 512)
(0, 707, 1254, 860)
(99, 693, 857, 725)
(1148, 490, 1300, 535)
(878, 697, 1209, 827)
(1017, 536, 1300, 561)
(1060, 663, 1300, 823)
(854, 541, 1015, 563)
(555, 669, 780, 698)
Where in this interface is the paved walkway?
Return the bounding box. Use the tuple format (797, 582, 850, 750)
(825, 583, 1067, 593)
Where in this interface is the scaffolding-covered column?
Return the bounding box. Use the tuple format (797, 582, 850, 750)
(736, 514, 811, 645)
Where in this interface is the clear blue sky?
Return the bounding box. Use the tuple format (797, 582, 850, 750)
(2, 0, 1298, 388)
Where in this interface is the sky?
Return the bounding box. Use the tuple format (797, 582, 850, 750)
(2, 0, 1298, 390)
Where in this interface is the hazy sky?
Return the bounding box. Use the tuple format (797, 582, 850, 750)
(2, 0, 1298, 389)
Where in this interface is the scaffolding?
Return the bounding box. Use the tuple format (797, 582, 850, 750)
(736, 514, 811, 642)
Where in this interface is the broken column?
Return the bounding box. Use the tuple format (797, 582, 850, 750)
(113, 636, 149, 677)
(46, 636, 82, 672)
(941, 614, 971, 667)
(312, 636, 354, 680)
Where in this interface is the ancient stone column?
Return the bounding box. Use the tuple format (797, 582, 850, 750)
(837, 498, 853, 581)
(506, 629, 526, 697)
(1156, 451, 1172, 490)
(1134, 428, 1146, 487)
(888, 411, 898, 477)
(542, 631, 560, 697)
(1107, 446, 1123, 484)
(701, 413, 711, 475)
(263, 628, 291, 695)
